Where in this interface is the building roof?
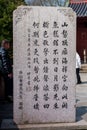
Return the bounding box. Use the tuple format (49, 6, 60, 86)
(69, 3, 87, 17)
(70, 0, 87, 3)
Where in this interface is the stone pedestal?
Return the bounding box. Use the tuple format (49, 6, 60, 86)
(13, 6, 76, 124)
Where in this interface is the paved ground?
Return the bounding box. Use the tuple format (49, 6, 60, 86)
(0, 73, 87, 129)
(0, 101, 13, 127)
(76, 73, 87, 122)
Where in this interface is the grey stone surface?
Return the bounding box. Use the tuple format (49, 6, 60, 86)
(13, 6, 76, 124)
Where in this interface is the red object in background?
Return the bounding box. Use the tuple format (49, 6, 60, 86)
(77, 17, 87, 63)
(70, 0, 87, 3)
(69, 1, 87, 62)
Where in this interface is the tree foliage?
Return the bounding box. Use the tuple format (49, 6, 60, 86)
(0, 0, 25, 43)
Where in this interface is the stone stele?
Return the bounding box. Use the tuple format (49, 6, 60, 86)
(13, 6, 76, 124)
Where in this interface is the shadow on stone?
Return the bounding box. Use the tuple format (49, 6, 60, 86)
(1, 119, 19, 129)
(0, 101, 19, 129)
(76, 106, 87, 121)
(80, 81, 87, 84)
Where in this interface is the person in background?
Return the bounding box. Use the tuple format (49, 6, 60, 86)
(76, 52, 82, 84)
(0, 39, 13, 102)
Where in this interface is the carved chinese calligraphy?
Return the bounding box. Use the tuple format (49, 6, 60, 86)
(13, 6, 76, 124)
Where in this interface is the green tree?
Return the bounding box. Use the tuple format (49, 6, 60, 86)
(0, 0, 25, 43)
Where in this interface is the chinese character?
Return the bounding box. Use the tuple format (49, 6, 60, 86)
(33, 31, 39, 38)
(28, 38, 30, 44)
(53, 40, 59, 46)
(53, 84, 59, 92)
(19, 71, 23, 74)
(53, 58, 59, 65)
(53, 103, 59, 109)
(43, 66, 49, 73)
(43, 48, 49, 56)
(28, 39, 30, 45)
(43, 40, 49, 46)
(19, 83, 23, 86)
(27, 57, 31, 61)
(43, 21, 49, 28)
(62, 30, 68, 38)
(27, 72, 30, 75)
(62, 102, 68, 109)
(53, 30, 59, 37)
(34, 48, 39, 56)
(62, 84, 68, 91)
(33, 39, 39, 46)
(43, 31, 48, 38)
(33, 57, 39, 64)
(54, 93, 59, 100)
(27, 47, 30, 52)
(62, 93, 68, 99)
(43, 93, 49, 101)
(27, 64, 31, 68)
(28, 40, 30, 45)
(62, 22, 68, 27)
(33, 75, 40, 82)
(43, 84, 49, 91)
(19, 79, 22, 83)
(62, 48, 68, 55)
(54, 75, 58, 81)
(19, 102, 23, 109)
(54, 67, 58, 72)
(43, 58, 48, 64)
(34, 66, 39, 73)
(44, 75, 49, 82)
(19, 91, 22, 95)
(53, 49, 58, 55)
(33, 103, 39, 110)
(19, 86, 23, 91)
(27, 52, 30, 56)
(27, 61, 31, 66)
(62, 39, 68, 46)
(33, 94, 39, 101)
(27, 77, 30, 82)
(62, 58, 68, 64)
(27, 81, 30, 85)
(53, 21, 59, 28)
(62, 66, 67, 73)
(33, 22, 39, 28)
(62, 75, 68, 82)
(19, 95, 22, 99)
(28, 38, 30, 43)
(33, 85, 39, 92)
(43, 104, 50, 109)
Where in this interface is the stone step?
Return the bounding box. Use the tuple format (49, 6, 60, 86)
(1, 119, 87, 130)
(80, 64, 87, 73)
